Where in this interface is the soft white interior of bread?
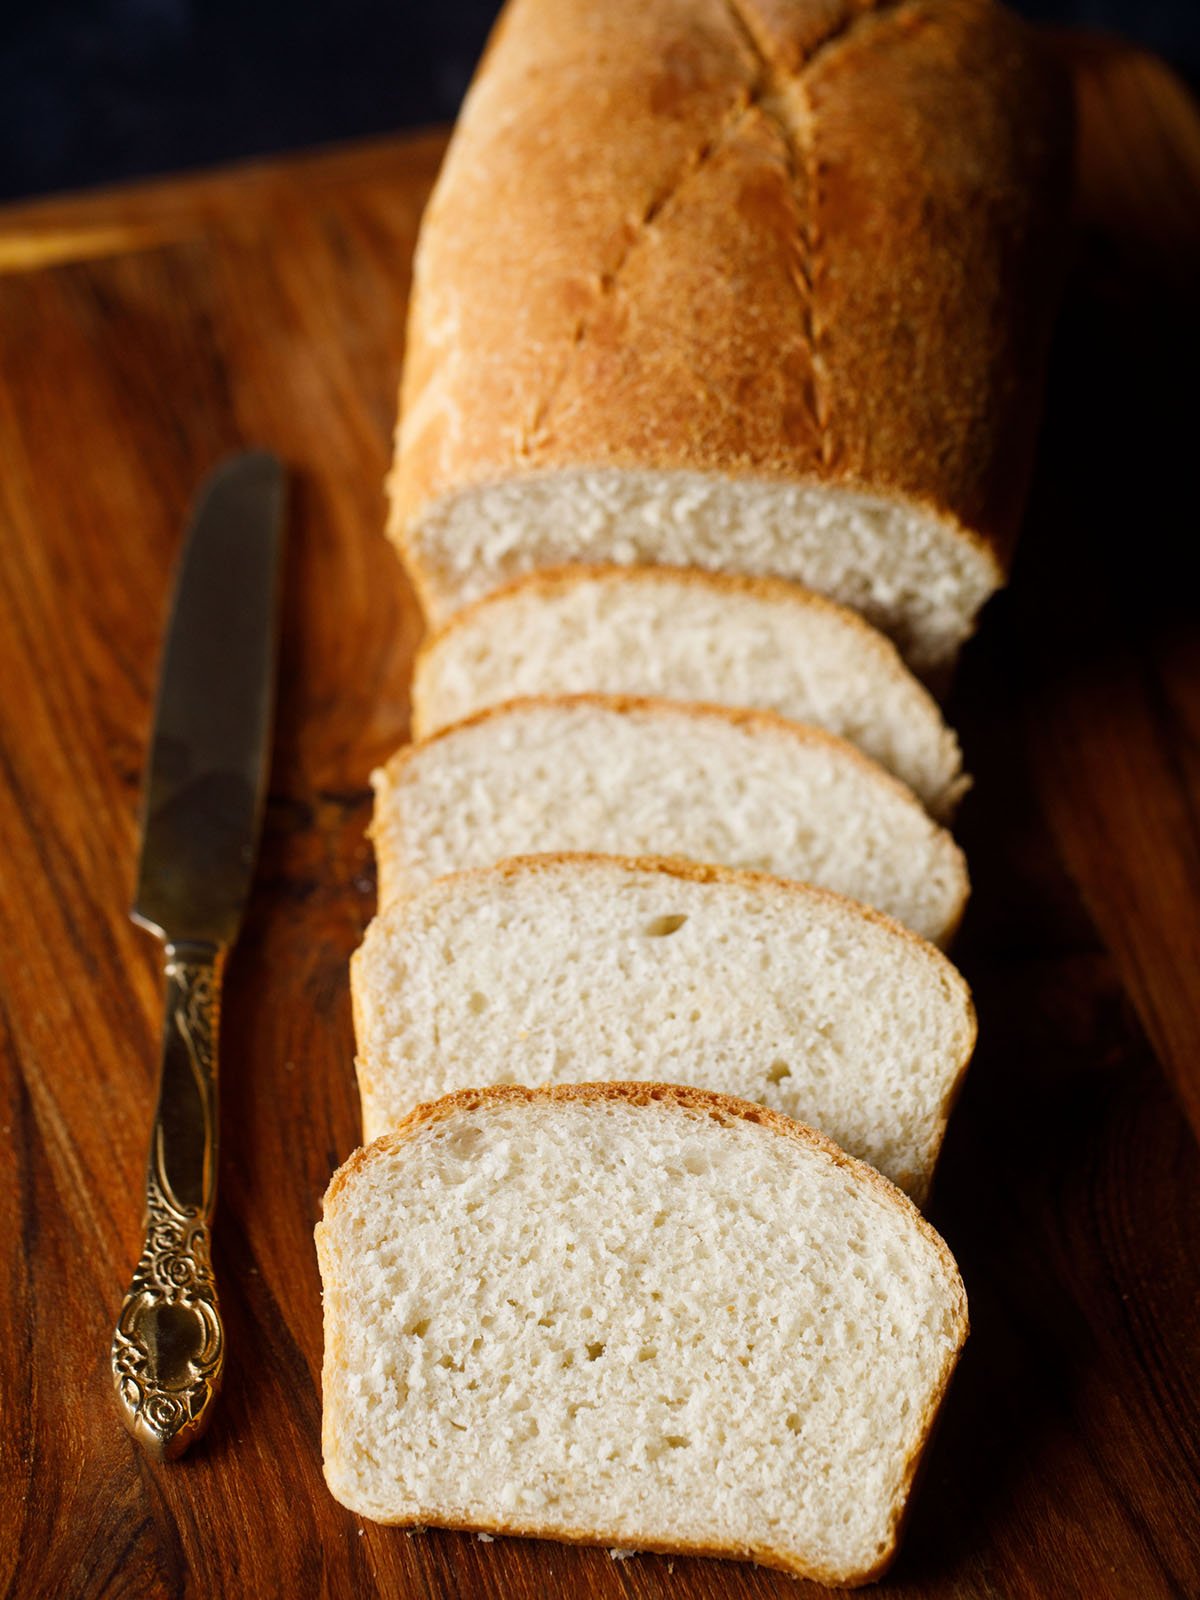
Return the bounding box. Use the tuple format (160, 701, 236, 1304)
(353, 857, 975, 1198)
(413, 567, 966, 816)
(372, 698, 967, 946)
(406, 468, 1001, 676)
(317, 1092, 967, 1582)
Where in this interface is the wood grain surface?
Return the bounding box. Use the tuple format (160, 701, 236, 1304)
(2, 34, 1199, 1600)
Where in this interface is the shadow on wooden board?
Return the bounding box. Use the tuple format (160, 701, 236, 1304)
(906, 33, 1200, 1598)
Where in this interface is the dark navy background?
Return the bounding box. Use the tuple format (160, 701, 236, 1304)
(2, 0, 1197, 201)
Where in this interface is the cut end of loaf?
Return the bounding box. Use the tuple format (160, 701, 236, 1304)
(394, 467, 1003, 677)
(318, 1083, 968, 1584)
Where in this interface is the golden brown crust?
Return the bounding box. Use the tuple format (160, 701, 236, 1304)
(390, 0, 1072, 605)
(409, 559, 959, 745)
(370, 692, 971, 935)
(318, 1079, 969, 1583)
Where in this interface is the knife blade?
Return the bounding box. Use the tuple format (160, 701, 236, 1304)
(132, 451, 285, 947)
(112, 451, 286, 1462)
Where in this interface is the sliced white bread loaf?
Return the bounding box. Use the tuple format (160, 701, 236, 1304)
(391, 0, 1071, 673)
(352, 854, 976, 1200)
(413, 565, 967, 817)
(371, 696, 968, 945)
(317, 1083, 969, 1584)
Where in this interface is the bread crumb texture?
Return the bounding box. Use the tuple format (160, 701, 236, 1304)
(372, 696, 968, 945)
(318, 1086, 967, 1583)
(412, 564, 968, 815)
(353, 855, 976, 1197)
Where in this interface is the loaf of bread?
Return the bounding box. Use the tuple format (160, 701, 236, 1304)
(390, 0, 1071, 672)
(352, 853, 975, 1198)
(318, 1083, 968, 1583)
(412, 564, 966, 815)
(371, 695, 968, 943)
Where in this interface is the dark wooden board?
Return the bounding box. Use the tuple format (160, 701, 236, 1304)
(2, 35, 1199, 1600)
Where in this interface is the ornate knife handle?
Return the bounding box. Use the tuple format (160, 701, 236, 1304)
(112, 942, 226, 1461)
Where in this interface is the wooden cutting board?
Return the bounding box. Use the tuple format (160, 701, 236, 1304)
(2, 33, 1199, 1600)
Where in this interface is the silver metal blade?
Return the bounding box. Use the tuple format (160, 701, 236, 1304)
(132, 451, 286, 947)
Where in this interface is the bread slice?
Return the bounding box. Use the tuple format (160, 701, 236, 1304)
(352, 853, 976, 1200)
(371, 695, 968, 945)
(412, 564, 967, 817)
(317, 1083, 969, 1584)
(390, 0, 1072, 673)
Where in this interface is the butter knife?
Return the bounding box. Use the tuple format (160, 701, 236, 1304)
(111, 451, 286, 1461)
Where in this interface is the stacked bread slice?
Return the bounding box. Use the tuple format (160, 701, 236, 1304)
(371, 694, 968, 945)
(352, 855, 976, 1200)
(411, 566, 968, 817)
(319, 1085, 969, 1584)
(329, 594, 978, 1586)
(321, 0, 1071, 1582)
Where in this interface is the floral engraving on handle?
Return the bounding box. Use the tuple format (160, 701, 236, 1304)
(112, 1174, 223, 1451)
(112, 957, 223, 1459)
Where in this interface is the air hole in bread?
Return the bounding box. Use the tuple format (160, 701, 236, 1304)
(444, 1125, 484, 1160)
(767, 1059, 792, 1083)
(645, 913, 688, 937)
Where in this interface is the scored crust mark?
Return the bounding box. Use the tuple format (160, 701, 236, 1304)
(758, 73, 833, 463)
(720, 0, 897, 79)
(520, 2, 891, 460)
(790, 84, 834, 465)
(755, 92, 827, 457)
(519, 83, 760, 457)
(713, 9, 829, 457)
(717, 0, 899, 467)
(521, 0, 904, 466)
